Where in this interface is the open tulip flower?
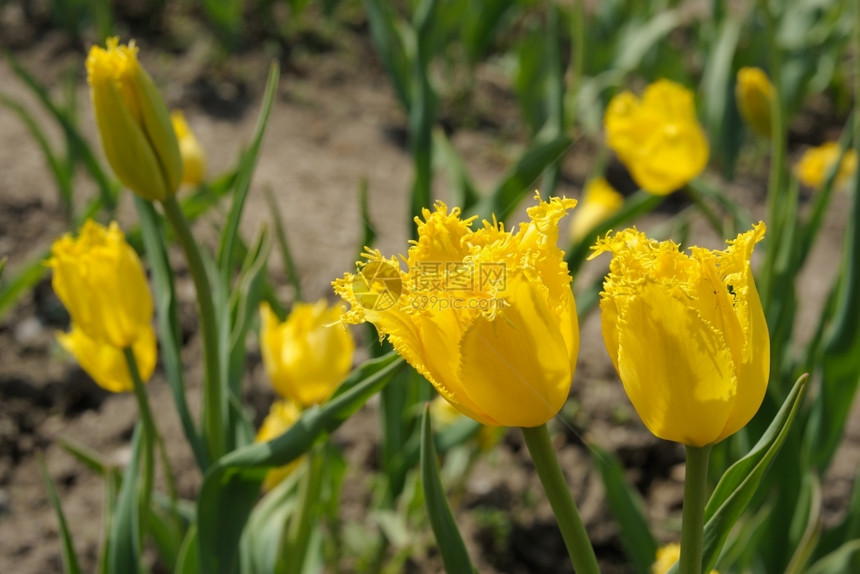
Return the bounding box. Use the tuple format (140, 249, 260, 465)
(591, 223, 769, 446)
(795, 141, 858, 191)
(604, 80, 709, 195)
(48, 220, 157, 392)
(260, 300, 354, 407)
(333, 194, 579, 428)
(87, 37, 182, 201)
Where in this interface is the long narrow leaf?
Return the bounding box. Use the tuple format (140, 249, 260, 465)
(420, 406, 475, 573)
(217, 61, 280, 279)
(699, 374, 808, 572)
(39, 456, 83, 574)
(590, 444, 656, 574)
(108, 423, 144, 574)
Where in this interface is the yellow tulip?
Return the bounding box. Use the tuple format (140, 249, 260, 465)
(605, 80, 709, 195)
(652, 544, 719, 574)
(48, 220, 153, 349)
(735, 67, 774, 138)
(333, 194, 579, 428)
(795, 142, 858, 191)
(86, 37, 181, 201)
(171, 110, 207, 187)
(259, 300, 354, 407)
(57, 323, 156, 393)
(255, 400, 303, 491)
(591, 223, 769, 446)
(569, 177, 625, 243)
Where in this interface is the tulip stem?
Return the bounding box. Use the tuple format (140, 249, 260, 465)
(123, 347, 181, 528)
(521, 424, 600, 574)
(679, 444, 712, 574)
(160, 195, 224, 462)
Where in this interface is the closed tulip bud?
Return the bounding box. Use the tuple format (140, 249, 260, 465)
(795, 141, 858, 191)
(334, 194, 580, 428)
(591, 223, 769, 446)
(171, 110, 207, 187)
(652, 544, 719, 574)
(255, 400, 303, 491)
(259, 301, 354, 407)
(735, 67, 774, 138)
(48, 220, 154, 349)
(605, 80, 709, 195)
(569, 177, 625, 244)
(86, 38, 181, 201)
(57, 323, 156, 393)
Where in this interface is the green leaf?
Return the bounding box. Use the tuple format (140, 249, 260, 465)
(108, 423, 144, 574)
(39, 456, 83, 574)
(0, 253, 49, 322)
(264, 187, 303, 301)
(473, 134, 573, 222)
(699, 374, 809, 572)
(217, 61, 280, 280)
(613, 11, 681, 73)
(175, 525, 200, 574)
(147, 505, 185, 571)
(240, 468, 303, 574)
(196, 353, 403, 574)
(363, 0, 412, 109)
(432, 128, 480, 212)
(807, 540, 860, 574)
(420, 406, 475, 573)
(589, 444, 656, 574)
(785, 474, 822, 574)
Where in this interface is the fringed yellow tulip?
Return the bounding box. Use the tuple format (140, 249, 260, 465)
(735, 67, 773, 138)
(652, 544, 719, 574)
(333, 194, 579, 428)
(605, 80, 709, 195)
(171, 110, 207, 187)
(795, 142, 858, 191)
(255, 400, 303, 491)
(259, 301, 354, 407)
(592, 224, 769, 446)
(48, 220, 153, 349)
(569, 177, 624, 243)
(86, 37, 181, 201)
(57, 324, 156, 393)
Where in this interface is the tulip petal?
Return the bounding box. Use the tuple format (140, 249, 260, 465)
(615, 282, 737, 446)
(459, 277, 571, 428)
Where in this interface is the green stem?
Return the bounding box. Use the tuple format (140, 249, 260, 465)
(160, 195, 224, 461)
(123, 347, 181, 528)
(123, 346, 154, 542)
(679, 444, 712, 574)
(521, 424, 600, 574)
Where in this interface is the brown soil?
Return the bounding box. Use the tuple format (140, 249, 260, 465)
(1, 5, 857, 574)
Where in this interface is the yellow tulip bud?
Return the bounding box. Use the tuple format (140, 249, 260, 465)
(795, 141, 858, 191)
(592, 223, 769, 446)
(255, 400, 303, 491)
(334, 193, 580, 428)
(171, 110, 207, 187)
(57, 323, 156, 393)
(48, 220, 154, 349)
(569, 177, 625, 243)
(735, 67, 774, 138)
(86, 38, 182, 201)
(605, 80, 709, 195)
(259, 300, 355, 407)
(652, 543, 719, 574)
